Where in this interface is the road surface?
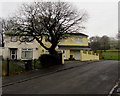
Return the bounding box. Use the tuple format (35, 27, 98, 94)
(2, 60, 119, 94)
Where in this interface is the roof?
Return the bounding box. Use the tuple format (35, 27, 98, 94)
(68, 33, 88, 37)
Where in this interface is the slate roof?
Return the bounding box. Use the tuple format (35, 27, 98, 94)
(68, 33, 88, 37)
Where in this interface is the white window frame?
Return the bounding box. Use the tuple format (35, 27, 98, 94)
(21, 48, 33, 59)
(10, 49, 17, 60)
(11, 36, 17, 42)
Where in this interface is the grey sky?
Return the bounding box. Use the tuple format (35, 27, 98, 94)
(0, 0, 118, 38)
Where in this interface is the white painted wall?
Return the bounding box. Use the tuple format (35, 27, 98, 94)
(2, 35, 40, 60)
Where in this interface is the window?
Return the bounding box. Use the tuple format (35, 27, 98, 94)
(11, 36, 17, 42)
(75, 38, 83, 43)
(21, 48, 33, 59)
(10, 49, 17, 60)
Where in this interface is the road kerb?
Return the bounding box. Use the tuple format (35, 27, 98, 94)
(1, 66, 79, 88)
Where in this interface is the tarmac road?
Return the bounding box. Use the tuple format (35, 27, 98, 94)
(2, 60, 119, 94)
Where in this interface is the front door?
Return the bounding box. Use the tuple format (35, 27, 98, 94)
(10, 48, 17, 60)
(74, 50, 80, 60)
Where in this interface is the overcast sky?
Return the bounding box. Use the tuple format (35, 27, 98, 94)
(0, 0, 118, 38)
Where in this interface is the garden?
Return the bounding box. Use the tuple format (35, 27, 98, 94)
(2, 59, 42, 76)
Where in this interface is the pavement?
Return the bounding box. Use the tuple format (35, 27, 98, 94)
(2, 60, 119, 95)
(2, 60, 98, 87)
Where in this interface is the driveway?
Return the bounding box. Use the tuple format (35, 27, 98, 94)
(2, 60, 119, 94)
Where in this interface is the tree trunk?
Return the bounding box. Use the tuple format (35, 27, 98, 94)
(48, 48, 58, 56)
(48, 48, 60, 65)
(1, 33, 4, 47)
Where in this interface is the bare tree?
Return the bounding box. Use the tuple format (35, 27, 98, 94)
(8, 2, 88, 55)
(0, 18, 2, 47)
(0, 18, 16, 47)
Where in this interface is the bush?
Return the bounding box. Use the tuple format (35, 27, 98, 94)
(39, 54, 59, 67)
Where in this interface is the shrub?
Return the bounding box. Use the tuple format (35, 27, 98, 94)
(39, 54, 59, 67)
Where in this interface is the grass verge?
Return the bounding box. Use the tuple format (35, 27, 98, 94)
(102, 51, 120, 60)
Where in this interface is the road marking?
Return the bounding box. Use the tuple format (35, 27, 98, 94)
(108, 81, 119, 96)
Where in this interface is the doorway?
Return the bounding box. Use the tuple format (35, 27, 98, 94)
(10, 48, 17, 60)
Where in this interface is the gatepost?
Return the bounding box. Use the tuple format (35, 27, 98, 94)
(57, 51, 64, 64)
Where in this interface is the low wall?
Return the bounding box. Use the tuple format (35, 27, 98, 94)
(80, 50, 99, 61)
(66, 50, 70, 59)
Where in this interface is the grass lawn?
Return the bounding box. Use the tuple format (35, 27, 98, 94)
(102, 51, 120, 60)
